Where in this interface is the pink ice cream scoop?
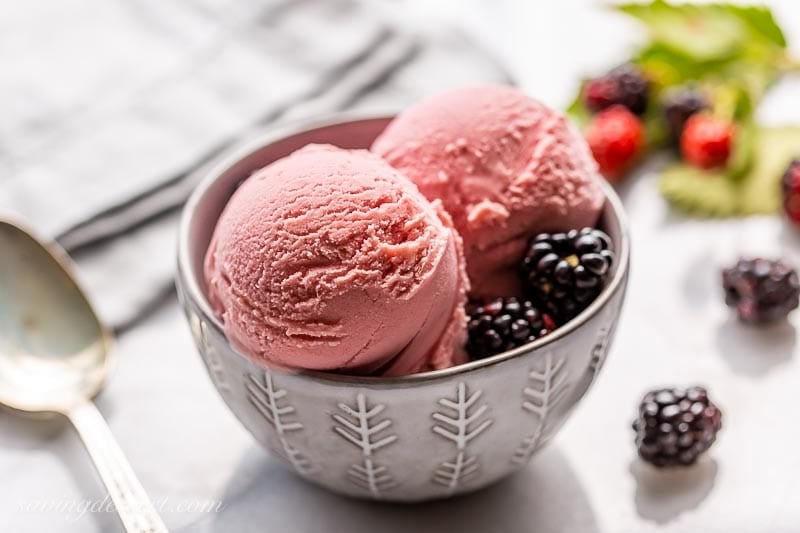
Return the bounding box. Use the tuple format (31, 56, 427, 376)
(372, 85, 605, 298)
(204, 144, 468, 376)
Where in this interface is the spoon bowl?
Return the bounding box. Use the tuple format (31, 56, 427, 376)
(0, 220, 111, 413)
(0, 219, 168, 533)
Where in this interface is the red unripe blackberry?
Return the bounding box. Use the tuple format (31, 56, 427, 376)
(680, 115, 735, 169)
(585, 106, 644, 179)
(781, 159, 800, 226)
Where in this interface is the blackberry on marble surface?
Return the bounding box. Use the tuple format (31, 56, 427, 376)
(722, 258, 800, 323)
(633, 386, 722, 468)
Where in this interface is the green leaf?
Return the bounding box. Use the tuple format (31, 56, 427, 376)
(617, 1, 787, 67)
(633, 43, 705, 91)
(642, 105, 667, 150)
(727, 120, 756, 180)
(716, 61, 776, 105)
(617, 1, 747, 62)
(566, 82, 591, 128)
(660, 127, 800, 216)
(660, 165, 740, 217)
(737, 127, 800, 213)
(727, 5, 786, 48)
(707, 81, 755, 121)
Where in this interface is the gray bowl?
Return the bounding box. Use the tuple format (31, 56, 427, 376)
(176, 115, 630, 502)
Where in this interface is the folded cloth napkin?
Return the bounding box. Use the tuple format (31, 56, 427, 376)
(0, 0, 510, 333)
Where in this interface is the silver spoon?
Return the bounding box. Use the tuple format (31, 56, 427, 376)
(0, 219, 168, 533)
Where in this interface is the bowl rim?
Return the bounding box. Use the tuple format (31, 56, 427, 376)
(177, 112, 630, 385)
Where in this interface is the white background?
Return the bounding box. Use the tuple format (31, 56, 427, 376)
(3, 1, 800, 532)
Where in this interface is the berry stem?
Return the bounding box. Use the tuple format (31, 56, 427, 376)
(710, 85, 738, 123)
(777, 54, 800, 75)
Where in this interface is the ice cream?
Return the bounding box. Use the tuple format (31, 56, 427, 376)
(372, 85, 605, 298)
(204, 144, 468, 376)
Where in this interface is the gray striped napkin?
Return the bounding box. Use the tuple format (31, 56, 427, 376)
(0, 0, 510, 332)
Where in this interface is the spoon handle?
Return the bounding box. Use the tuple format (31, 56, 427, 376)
(67, 401, 169, 533)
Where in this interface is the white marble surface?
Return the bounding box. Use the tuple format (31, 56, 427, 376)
(4, 1, 800, 532)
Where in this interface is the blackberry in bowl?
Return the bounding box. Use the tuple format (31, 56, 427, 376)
(521, 228, 616, 325)
(466, 297, 556, 360)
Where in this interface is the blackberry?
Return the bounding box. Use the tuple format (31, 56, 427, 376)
(722, 258, 800, 323)
(663, 88, 709, 144)
(584, 64, 650, 115)
(521, 228, 615, 324)
(781, 158, 800, 226)
(466, 298, 555, 360)
(633, 386, 722, 468)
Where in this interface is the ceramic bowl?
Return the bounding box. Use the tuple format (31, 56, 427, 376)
(176, 115, 630, 502)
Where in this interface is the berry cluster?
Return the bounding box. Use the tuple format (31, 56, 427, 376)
(581, 67, 738, 177)
(582, 65, 649, 179)
(662, 88, 709, 144)
(466, 228, 615, 361)
(662, 87, 735, 170)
